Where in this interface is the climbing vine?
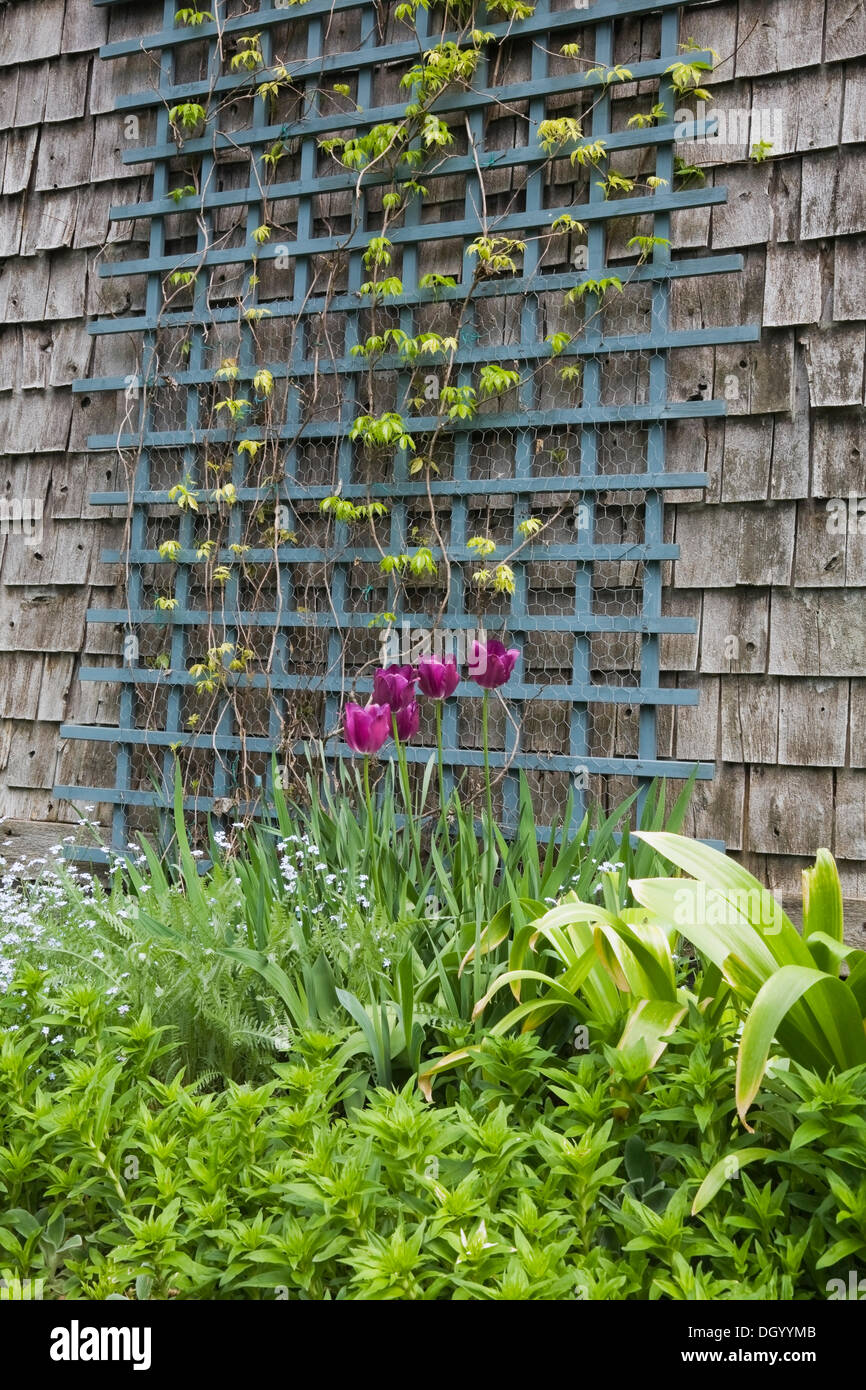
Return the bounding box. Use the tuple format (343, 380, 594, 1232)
(106, 0, 736, 839)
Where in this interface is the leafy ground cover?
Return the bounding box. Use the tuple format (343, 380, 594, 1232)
(0, 759, 862, 1300)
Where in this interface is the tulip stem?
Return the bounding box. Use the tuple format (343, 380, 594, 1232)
(481, 689, 494, 864)
(392, 716, 422, 880)
(434, 701, 446, 825)
(362, 755, 374, 858)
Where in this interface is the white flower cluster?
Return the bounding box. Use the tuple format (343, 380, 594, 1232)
(0, 849, 97, 994)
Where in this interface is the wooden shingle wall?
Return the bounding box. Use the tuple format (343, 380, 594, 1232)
(0, 0, 158, 853)
(0, 0, 863, 912)
(650, 0, 866, 913)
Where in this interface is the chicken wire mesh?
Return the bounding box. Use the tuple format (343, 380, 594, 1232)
(56, 0, 753, 855)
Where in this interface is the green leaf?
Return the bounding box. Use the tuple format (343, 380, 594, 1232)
(802, 849, 844, 972)
(617, 998, 687, 1073)
(172, 762, 208, 917)
(1, 1208, 42, 1239)
(736, 966, 866, 1124)
(458, 898, 545, 975)
(637, 831, 810, 967)
(691, 1149, 777, 1215)
(816, 1237, 866, 1270)
(218, 944, 310, 1029)
(790, 1118, 829, 1151)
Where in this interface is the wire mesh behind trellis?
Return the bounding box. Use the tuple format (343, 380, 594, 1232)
(57, 0, 755, 856)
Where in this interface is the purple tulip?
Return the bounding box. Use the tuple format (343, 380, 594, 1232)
(343, 701, 391, 755)
(394, 701, 420, 742)
(372, 664, 417, 711)
(417, 656, 459, 701)
(469, 639, 520, 690)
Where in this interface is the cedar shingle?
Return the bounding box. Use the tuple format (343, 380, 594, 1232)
(802, 150, 866, 239)
(769, 590, 866, 677)
(0, 1, 65, 67)
(763, 244, 824, 326)
(35, 119, 94, 192)
(746, 765, 833, 855)
(834, 236, 866, 320)
(826, 0, 866, 62)
(735, 0, 825, 77)
(804, 325, 866, 406)
(45, 57, 90, 126)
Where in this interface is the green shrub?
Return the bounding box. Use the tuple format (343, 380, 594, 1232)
(0, 975, 861, 1300)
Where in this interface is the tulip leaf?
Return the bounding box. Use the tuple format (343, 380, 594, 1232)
(459, 898, 545, 976)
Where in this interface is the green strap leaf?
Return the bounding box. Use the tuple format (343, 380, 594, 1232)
(736, 966, 866, 1125)
(802, 849, 844, 972)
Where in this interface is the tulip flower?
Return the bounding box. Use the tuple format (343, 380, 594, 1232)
(343, 701, 391, 863)
(417, 656, 459, 701)
(469, 639, 519, 690)
(417, 657, 458, 814)
(373, 664, 417, 711)
(395, 700, 420, 742)
(343, 701, 391, 756)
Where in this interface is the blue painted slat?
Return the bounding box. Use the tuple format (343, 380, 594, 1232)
(84, 608, 700, 634)
(76, 323, 759, 395)
(87, 473, 709, 504)
(99, 3, 704, 61)
(84, 399, 729, 453)
(77, 666, 702, 706)
(84, 254, 749, 336)
(99, 188, 730, 276)
(111, 117, 716, 215)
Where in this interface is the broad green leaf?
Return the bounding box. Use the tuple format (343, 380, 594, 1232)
(636, 831, 810, 967)
(418, 1046, 480, 1101)
(692, 1148, 777, 1215)
(617, 997, 686, 1073)
(631, 876, 778, 988)
(736, 965, 866, 1124)
(802, 849, 844, 973)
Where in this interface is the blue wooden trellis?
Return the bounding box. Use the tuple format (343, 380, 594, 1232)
(57, 0, 756, 856)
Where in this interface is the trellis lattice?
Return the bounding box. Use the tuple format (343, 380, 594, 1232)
(57, 0, 756, 855)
